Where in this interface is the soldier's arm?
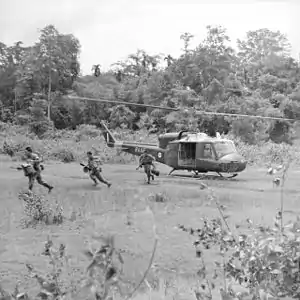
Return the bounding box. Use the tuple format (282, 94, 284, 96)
(87, 160, 93, 168)
(137, 156, 143, 169)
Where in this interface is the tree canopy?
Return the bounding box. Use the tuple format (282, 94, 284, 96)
(1, 24, 299, 143)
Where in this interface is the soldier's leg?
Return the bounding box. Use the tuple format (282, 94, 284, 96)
(36, 173, 53, 193)
(95, 171, 111, 187)
(28, 174, 35, 191)
(143, 165, 152, 183)
(150, 163, 155, 180)
(89, 173, 98, 186)
(151, 162, 157, 171)
(151, 168, 154, 180)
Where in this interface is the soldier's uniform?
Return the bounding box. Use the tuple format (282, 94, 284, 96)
(25, 147, 53, 193)
(138, 151, 156, 170)
(87, 152, 111, 187)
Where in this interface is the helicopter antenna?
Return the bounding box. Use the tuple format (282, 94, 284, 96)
(65, 95, 299, 122)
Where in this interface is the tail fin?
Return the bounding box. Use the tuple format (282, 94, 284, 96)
(100, 121, 117, 147)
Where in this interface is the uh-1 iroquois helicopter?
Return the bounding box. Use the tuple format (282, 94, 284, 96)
(66, 95, 297, 179)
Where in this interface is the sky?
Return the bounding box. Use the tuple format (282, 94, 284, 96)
(0, 0, 299, 75)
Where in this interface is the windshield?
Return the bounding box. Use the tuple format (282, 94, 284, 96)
(213, 141, 237, 158)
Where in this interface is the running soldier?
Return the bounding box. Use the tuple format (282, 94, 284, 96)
(86, 151, 112, 187)
(136, 149, 157, 181)
(24, 146, 54, 193)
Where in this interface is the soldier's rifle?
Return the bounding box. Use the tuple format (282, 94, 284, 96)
(80, 162, 102, 173)
(11, 162, 44, 172)
(80, 162, 91, 173)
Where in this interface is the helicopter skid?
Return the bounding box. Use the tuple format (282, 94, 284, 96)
(217, 172, 238, 179)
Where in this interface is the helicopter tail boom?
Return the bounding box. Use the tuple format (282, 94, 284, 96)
(100, 121, 117, 147)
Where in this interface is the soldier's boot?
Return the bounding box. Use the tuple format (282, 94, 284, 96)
(96, 173, 111, 188)
(37, 177, 53, 193)
(41, 183, 53, 193)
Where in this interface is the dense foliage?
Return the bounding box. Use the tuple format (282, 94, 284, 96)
(1, 24, 300, 144)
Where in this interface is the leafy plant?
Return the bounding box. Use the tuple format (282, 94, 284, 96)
(179, 163, 299, 299)
(18, 191, 63, 227)
(81, 235, 125, 299)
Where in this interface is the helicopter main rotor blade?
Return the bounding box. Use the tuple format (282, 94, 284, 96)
(193, 110, 296, 122)
(65, 95, 298, 122)
(65, 96, 179, 111)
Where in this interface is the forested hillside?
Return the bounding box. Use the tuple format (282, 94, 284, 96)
(1, 24, 300, 145)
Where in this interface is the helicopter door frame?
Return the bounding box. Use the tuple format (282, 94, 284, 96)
(178, 142, 197, 168)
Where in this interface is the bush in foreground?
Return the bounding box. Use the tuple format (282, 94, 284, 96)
(18, 191, 64, 227)
(0, 235, 143, 300)
(179, 163, 299, 299)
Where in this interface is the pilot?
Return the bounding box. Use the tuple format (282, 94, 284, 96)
(204, 144, 213, 159)
(206, 128, 216, 137)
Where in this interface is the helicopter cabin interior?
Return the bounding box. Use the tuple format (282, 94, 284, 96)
(178, 141, 216, 167)
(178, 142, 196, 167)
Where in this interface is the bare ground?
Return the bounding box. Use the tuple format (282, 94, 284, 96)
(0, 156, 299, 296)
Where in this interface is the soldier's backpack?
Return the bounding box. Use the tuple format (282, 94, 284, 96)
(140, 154, 154, 165)
(20, 163, 35, 177)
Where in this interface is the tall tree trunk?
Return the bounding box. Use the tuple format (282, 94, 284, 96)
(14, 88, 17, 113)
(47, 67, 51, 121)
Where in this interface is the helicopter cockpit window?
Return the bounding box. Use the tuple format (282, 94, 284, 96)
(214, 141, 236, 158)
(203, 144, 214, 159)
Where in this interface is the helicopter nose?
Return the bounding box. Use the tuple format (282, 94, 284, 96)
(219, 153, 247, 171)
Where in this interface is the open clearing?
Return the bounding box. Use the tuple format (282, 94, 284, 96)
(1, 157, 299, 294)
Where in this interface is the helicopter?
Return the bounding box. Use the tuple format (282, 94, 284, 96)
(66, 95, 297, 179)
(100, 121, 246, 178)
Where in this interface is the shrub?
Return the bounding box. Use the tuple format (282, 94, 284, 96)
(18, 191, 64, 227)
(29, 119, 54, 138)
(1, 138, 28, 158)
(0, 235, 130, 300)
(14, 113, 31, 126)
(179, 163, 300, 299)
(49, 147, 76, 163)
(148, 192, 168, 203)
(74, 124, 101, 141)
